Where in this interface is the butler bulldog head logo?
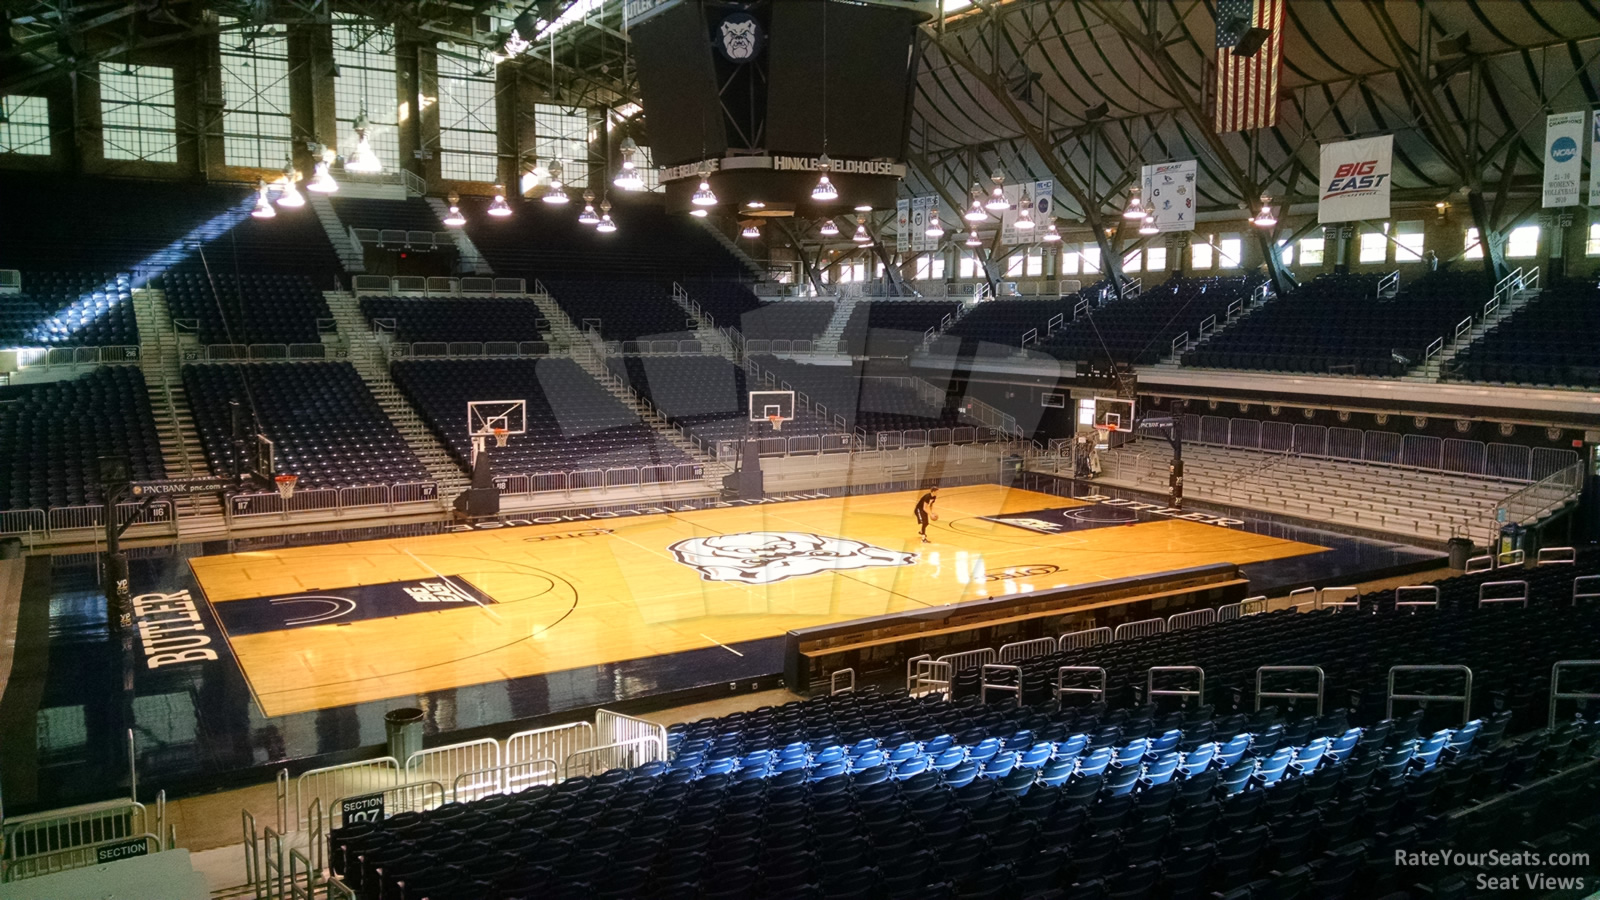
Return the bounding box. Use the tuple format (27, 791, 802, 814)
(669, 531, 916, 585)
(718, 13, 762, 61)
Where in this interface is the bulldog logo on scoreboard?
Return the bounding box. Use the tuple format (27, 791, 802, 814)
(716, 12, 764, 62)
(669, 532, 916, 585)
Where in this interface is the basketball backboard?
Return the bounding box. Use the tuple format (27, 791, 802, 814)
(748, 390, 795, 429)
(468, 400, 526, 464)
(1092, 396, 1135, 432)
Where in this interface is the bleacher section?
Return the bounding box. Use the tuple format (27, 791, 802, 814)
(942, 297, 1077, 349)
(753, 359, 970, 435)
(737, 301, 837, 344)
(1449, 277, 1600, 388)
(608, 355, 837, 448)
(684, 278, 763, 327)
(0, 173, 339, 275)
(0, 271, 138, 347)
(324, 584, 1600, 900)
(0, 367, 164, 510)
(1183, 271, 1491, 376)
(331, 197, 444, 232)
(359, 297, 550, 345)
(546, 281, 695, 342)
(183, 362, 428, 488)
(162, 272, 332, 345)
(840, 301, 961, 353)
(393, 357, 694, 476)
(1040, 277, 1257, 365)
(461, 198, 746, 281)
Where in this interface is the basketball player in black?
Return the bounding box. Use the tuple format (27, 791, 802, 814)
(914, 486, 939, 543)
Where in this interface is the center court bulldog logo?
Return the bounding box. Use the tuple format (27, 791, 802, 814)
(716, 13, 763, 62)
(669, 531, 916, 585)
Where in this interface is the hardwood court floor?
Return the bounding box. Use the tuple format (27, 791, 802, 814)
(189, 486, 1326, 717)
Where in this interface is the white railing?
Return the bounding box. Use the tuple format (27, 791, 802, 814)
(404, 738, 501, 789)
(10, 345, 143, 369)
(226, 481, 439, 520)
(351, 275, 525, 297)
(1495, 462, 1585, 526)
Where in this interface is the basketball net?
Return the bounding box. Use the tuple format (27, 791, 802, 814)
(768, 415, 784, 432)
(275, 474, 298, 500)
(493, 427, 509, 448)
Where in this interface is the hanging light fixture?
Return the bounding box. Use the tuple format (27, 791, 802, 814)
(595, 200, 617, 233)
(965, 183, 987, 221)
(819, 219, 840, 237)
(1042, 221, 1061, 242)
(853, 203, 872, 212)
(925, 209, 945, 238)
(740, 222, 761, 239)
(1139, 212, 1159, 235)
(691, 163, 718, 207)
(442, 192, 466, 227)
(345, 111, 383, 174)
(251, 180, 276, 219)
(1122, 187, 1144, 220)
(543, 160, 570, 204)
(613, 137, 645, 191)
(307, 144, 338, 193)
(852, 222, 871, 243)
(577, 189, 599, 225)
(986, 173, 1011, 211)
(1251, 195, 1277, 228)
(965, 229, 982, 247)
(745, 200, 766, 210)
(690, 208, 709, 218)
(812, 153, 839, 202)
(1014, 192, 1035, 231)
(487, 185, 513, 217)
(275, 161, 304, 208)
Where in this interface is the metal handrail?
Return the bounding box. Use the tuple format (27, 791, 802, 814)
(1575, 576, 1600, 605)
(1056, 666, 1107, 701)
(980, 664, 1024, 704)
(1477, 580, 1529, 608)
(1394, 585, 1440, 610)
(830, 668, 856, 695)
(1147, 666, 1205, 706)
(1549, 660, 1600, 730)
(1255, 665, 1325, 715)
(1388, 664, 1473, 723)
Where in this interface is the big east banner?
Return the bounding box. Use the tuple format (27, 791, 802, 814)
(1318, 135, 1393, 223)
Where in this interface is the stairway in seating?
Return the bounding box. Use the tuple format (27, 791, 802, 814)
(692, 216, 766, 280)
(1417, 283, 1542, 382)
(308, 194, 365, 273)
(815, 296, 858, 356)
(424, 197, 494, 275)
(323, 290, 470, 498)
(131, 288, 226, 535)
(530, 288, 730, 482)
(1156, 285, 1277, 367)
(670, 282, 738, 362)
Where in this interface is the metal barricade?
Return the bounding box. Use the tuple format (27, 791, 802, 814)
(1055, 666, 1107, 702)
(451, 759, 558, 802)
(294, 759, 400, 831)
(998, 637, 1057, 664)
(0, 508, 46, 537)
(1, 799, 149, 878)
(1387, 665, 1473, 723)
(912, 658, 953, 697)
(1255, 665, 1325, 715)
(1536, 547, 1576, 565)
(829, 668, 855, 695)
(1478, 580, 1529, 608)
(1319, 587, 1361, 610)
(1113, 617, 1166, 641)
(938, 647, 996, 675)
(0, 832, 161, 883)
(1549, 661, 1600, 730)
(1147, 666, 1205, 706)
(596, 709, 668, 752)
(1394, 585, 1440, 611)
(505, 722, 594, 770)
(1167, 608, 1215, 631)
(1465, 554, 1496, 574)
(980, 664, 1023, 705)
(1575, 576, 1600, 605)
(563, 736, 664, 779)
(1287, 587, 1318, 609)
(404, 738, 501, 789)
(1217, 596, 1268, 621)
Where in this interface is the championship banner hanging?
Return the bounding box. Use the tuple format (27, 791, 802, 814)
(1140, 160, 1198, 233)
(1000, 180, 1053, 244)
(1541, 112, 1585, 208)
(895, 199, 910, 253)
(909, 195, 936, 253)
(1318, 135, 1393, 224)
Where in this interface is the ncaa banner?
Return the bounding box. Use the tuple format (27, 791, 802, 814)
(895, 199, 910, 253)
(1541, 112, 1584, 207)
(1140, 160, 1198, 233)
(1318, 135, 1392, 223)
(1001, 180, 1054, 244)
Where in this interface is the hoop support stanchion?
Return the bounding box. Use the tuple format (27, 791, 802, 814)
(1147, 666, 1205, 706)
(980, 664, 1023, 704)
(1388, 665, 1473, 724)
(1055, 666, 1107, 702)
(1255, 665, 1326, 715)
(1549, 660, 1600, 730)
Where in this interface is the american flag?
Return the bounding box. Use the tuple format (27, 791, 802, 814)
(1214, 0, 1284, 133)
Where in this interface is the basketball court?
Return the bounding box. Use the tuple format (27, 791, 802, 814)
(188, 484, 1328, 717)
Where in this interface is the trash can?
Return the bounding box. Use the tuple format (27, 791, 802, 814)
(384, 707, 425, 764)
(1447, 537, 1474, 570)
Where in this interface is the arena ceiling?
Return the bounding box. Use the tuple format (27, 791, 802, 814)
(5, 0, 1598, 229)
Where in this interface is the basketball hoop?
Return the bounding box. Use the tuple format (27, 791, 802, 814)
(768, 415, 784, 432)
(492, 426, 509, 448)
(1094, 425, 1114, 445)
(274, 474, 298, 500)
